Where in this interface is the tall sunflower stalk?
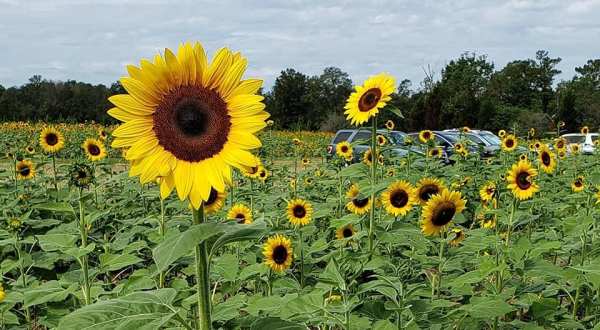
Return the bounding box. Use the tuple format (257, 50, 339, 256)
(192, 205, 211, 330)
(77, 188, 92, 305)
(13, 230, 31, 324)
(368, 117, 378, 253)
(158, 196, 167, 288)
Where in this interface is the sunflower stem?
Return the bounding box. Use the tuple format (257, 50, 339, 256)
(14, 233, 31, 326)
(13, 157, 18, 198)
(505, 199, 517, 247)
(158, 197, 166, 288)
(51, 153, 58, 200)
(192, 205, 212, 330)
(437, 236, 445, 298)
(299, 229, 305, 288)
(368, 117, 378, 254)
(77, 188, 91, 305)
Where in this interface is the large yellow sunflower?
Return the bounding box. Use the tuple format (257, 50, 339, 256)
(82, 138, 107, 162)
(336, 141, 353, 160)
(428, 147, 443, 158)
(344, 73, 396, 126)
(286, 198, 313, 227)
(419, 130, 434, 143)
(571, 176, 585, 193)
(263, 234, 293, 273)
(345, 184, 371, 215)
(39, 127, 65, 153)
(479, 181, 496, 202)
(227, 204, 253, 224)
(204, 188, 227, 214)
(108, 42, 269, 209)
(336, 224, 356, 240)
(16, 160, 35, 180)
(380, 181, 416, 217)
(420, 190, 466, 236)
(506, 160, 539, 200)
(502, 134, 518, 152)
(537, 144, 556, 174)
(415, 177, 447, 205)
(554, 137, 567, 151)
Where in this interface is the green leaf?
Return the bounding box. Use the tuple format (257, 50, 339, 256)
(386, 106, 404, 118)
(36, 234, 78, 252)
(64, 244, 96, 259)
(319, 259, 346, 291)
(58, 289, 180, 330)
(153, 223, 226, 272)
(459, 296, 515, 319)
(99, 253, 143, 272)
(250, 317, 305, 330)
(339, 163, 369, 178)
(209, 222, 267, 258)
(24, 281, 77, 308)
(33, 202, 75, 216)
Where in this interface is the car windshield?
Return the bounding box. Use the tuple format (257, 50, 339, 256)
(591, 135, 599, 142)
(479, 132, 501, 145)
(390, 132, 406, 145)
(463, 134, 486, 146)
(439, 133, 460, 143)
(564, 135, 585, 144)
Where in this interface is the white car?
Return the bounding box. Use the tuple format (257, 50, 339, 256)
(562, 133, 599, 154)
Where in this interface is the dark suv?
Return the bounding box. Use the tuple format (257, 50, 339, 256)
(326, 129, 419, 162)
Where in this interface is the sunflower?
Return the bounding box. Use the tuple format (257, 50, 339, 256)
(82, 138, 107, 162)
(377, 135, 387, 146)
(302, 158, 310, 166)
(571, 176, 585, 193)
(554, 138, 567, 151)
(263, 234, 293, 272)
(519, 154, 528, 161)
(108, 42, 269, 209)
(537, 145, 556, 174)
(39, 127, 65, 153)
(286, 198, 313, 227)
(98, 128, 108, 141)
(558, 150, 566, 159)
(25, 146, 35, 155)
(569, 144, 580, 154)
(462, 126, 471, 133)
(363, 149, 374, 166)
(528, 128, 536, 138)
(479, 181, 496, 202)
(377, 154, 384, 166)
(204, 188, 227, 214)
(336, 141, 353, 160)
(595, 188, 600, 204)
(506, 160, 539, 200)
(498, 129, 506, 138)
(385, 120, 395, 130)
(581, 126, 589, 135)
(256, 166, 269, 182)
(16, 160, 35, 180)
(449, 228, 465, 247)
(290, 177, 297, 189)
(69, 163, 95, 188)
(336, 224, 356, 240)
(428, 147, 443, 158)
(420, 190, 466, 236)
(344, 73, 395, 126)
(419, 130, 434, 143)
(304, 177, 313, 186)
(227, 204, 253, 224)
(241, 156, 262, 178)
(477, 211, 497, 229)
(345, 184, 371, 215)
(415, 177, 447, 205)
(380, 181, 416, 217)
(266, 119, 274, 126)
(292, 138, 302, 146)
(533, 140, 542, 150)
(5, 152, 14, 160)
(386, 168, 396, 177)
(502, 135, 518, 152)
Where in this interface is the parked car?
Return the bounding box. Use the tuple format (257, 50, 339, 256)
(326, 129, 420, 162)
(408, 131, 472, 158)
(562, 133, 599, 154)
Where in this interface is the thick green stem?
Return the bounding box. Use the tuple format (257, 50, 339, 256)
(437, 237, 445, 298)
(192, 206, 211, 330)
(505, 199, 517, 246)
(158, 198, 166, 288)
(78, 188, 91, 305)
(368, 117, 378, 253)
(15, 235, 31, 325)
(52, 154, 58, 200)
(299, 230, 305, 288)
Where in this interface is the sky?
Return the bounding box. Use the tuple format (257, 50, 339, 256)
(1, 0, 599, 90)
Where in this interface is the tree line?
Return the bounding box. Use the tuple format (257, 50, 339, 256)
(0, 50, 598, 134)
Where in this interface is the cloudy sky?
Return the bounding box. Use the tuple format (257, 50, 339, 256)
(1, 0, 599, 89)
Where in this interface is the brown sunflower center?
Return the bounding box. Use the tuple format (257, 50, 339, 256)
(505, 139, 514, 148)
(557, 141, 564, 148)
(19, 166, 30, 176)
(341, 145, 348, 152)
(419, 185, 439, 202)
(259, 171, 266, 178)
(516, 172, 531, 190)
(541, 152, 551, 166)
(431, 202, 456, 226)
(574, 179, 583, 187)
(205, 189, 218, 206)
(358, 88, 382, 112)
(343, 228, 353, 238)
(292, 205, 306, 218)
(390, 190, 409, 208)
(153, 86, 230, 162)
(45, 133, 58, 146)
(272, 245, 288, 264)
(423, 132, 431, 139)
(353, 197, 369, 208)
(87, 144, 101, 156)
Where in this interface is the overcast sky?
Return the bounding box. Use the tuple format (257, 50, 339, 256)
(1, 0, 599, 90)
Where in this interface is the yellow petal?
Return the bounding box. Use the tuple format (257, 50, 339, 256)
(160, 174, 175, 200)
(120, 77, 160, 107)
(228, 131, 262, 149)
(192, 162, 211, 201)
(205, 47, 232, 89)
(173, 160, 193, 201)
(164, 48, 183, 87)
(227, 79, 263, 99)
(126, 136, 159, 160)
(218, 57, 247, 99)
(193, 42, 208, 84)
(112, 119, 153, 138)
(108, 107, 146, 123)
(109, 94, 155, 116)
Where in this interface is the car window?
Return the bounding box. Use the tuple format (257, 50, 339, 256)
(434, 136, 450, 147)
(591, 135, 599, 142)
(480, 132, 501, 145)
(564, 135, 585, 144)
(464, 134, 486, 146)
(390, 132, 406, 145)
(333, 131, 352, 143)
(352, 131, 371, 144)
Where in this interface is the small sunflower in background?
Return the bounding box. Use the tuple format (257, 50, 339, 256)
(477, 211, 497, 229)
(0, 284, 5, 303)
(5, 152, 14, 160)
(25, 146, 35, 155)
(289, 177, 297, 190)
(569, 144, 580, 154)
(286, 198, 313, 227)
(479, 181, 496, 202)
(16, 160, 35, 180)
(554, 137, 567, 151)
(257, 166, 269, 182)
(346, 184, 371, 215)
(7, 217, 22, 231)
(336, 224, 356, 240)
(403, 136, 414, 146)
(558, 150, 566, 159)
(528, 127, 536, 138)
(454, 143, 468, 157)
(506, 160, 539, 200)
(292, 138, 303, 146)
(416, 177, 447, 205)
(419, 130, 434, 143)
(362, 149, 374, 166)
(98, 128, 108, 141)
(498, 129, 506, 138)
(227, 204, 253, 224)
(571, 176, 585, 193)
(581, 126, 589, 135)
(595, 188, 600, 204)
(301, 158, 310, 167)
(537, 145, 556, 174)
(39, 127, 65, 153)
(82, 138, 107, 162)
(314, 169, 324, 177)
(380, 180, 416, 217)
(203, 188, 227, 215)
(502, 134, 518, 152)
(386, 168, 396, 177)
(377, 135, 387, 146)
(241, 156, 262, 178)
(263, 234, 293, 273)
(385, 120, 395, 130)
(461, 126, 471, 133)
(336, 141, 353, 161)
(69, 163, 95, 188)
(533, 140, 542, 150)
(428, 147, 443, 158)
(449, 227, 465, 247)
(344, 73, 396, 126)
(377, 154, 384, 166)
(420, 190, 466, 236)
(519, 154, 528, 161)
(304, 177, 314, 186)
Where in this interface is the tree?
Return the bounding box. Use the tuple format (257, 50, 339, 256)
(267, 69, 313, 130)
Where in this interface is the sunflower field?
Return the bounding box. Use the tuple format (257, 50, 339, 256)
(1, 42, 600, 330)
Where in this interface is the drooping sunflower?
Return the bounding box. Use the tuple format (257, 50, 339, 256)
(380, 181, 416, 217)
(385, 120, 395, 130)
(377, 135, 387, 146)
(25, 146, 35, 155)
(287, 198, 313, 227)
(98, 128, 109, 141)
(428, 147, 443, 158)
(82, 138, 107, 162)
(204, 188, 227, 214)
(554, 137, 567, 151)
(69, 163, 95, 188)
(241, 155, 262, 178)
(16, 160, 35, 180)
(479, 181, 496, 202)
(346, 184, 371, 215)
(344, 73, 396, 126)
(571, 176, 585, 193)
(420, 190, 466, 236)
(506, 160, 539, 200)
(498, 129, 506, 138)
(537, 145, 556, 174)
(108, 42, 269, 209)
(581, 126, 590, 135)
(569, 144, 580, 154)
(477, 210, 497, 229)
(336, 141, 353, 160)
(449, 227, 465, 247)
(502, 134, 518, 152)
(419, 130, 434, 143)
(336, 224, 356, 240)
(227, 204, 253, 224)
(263, 234, 293, 272)
(416, 177, 447, 205)
(363, 149, 374, 166)
(39, 127, 65, 153)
